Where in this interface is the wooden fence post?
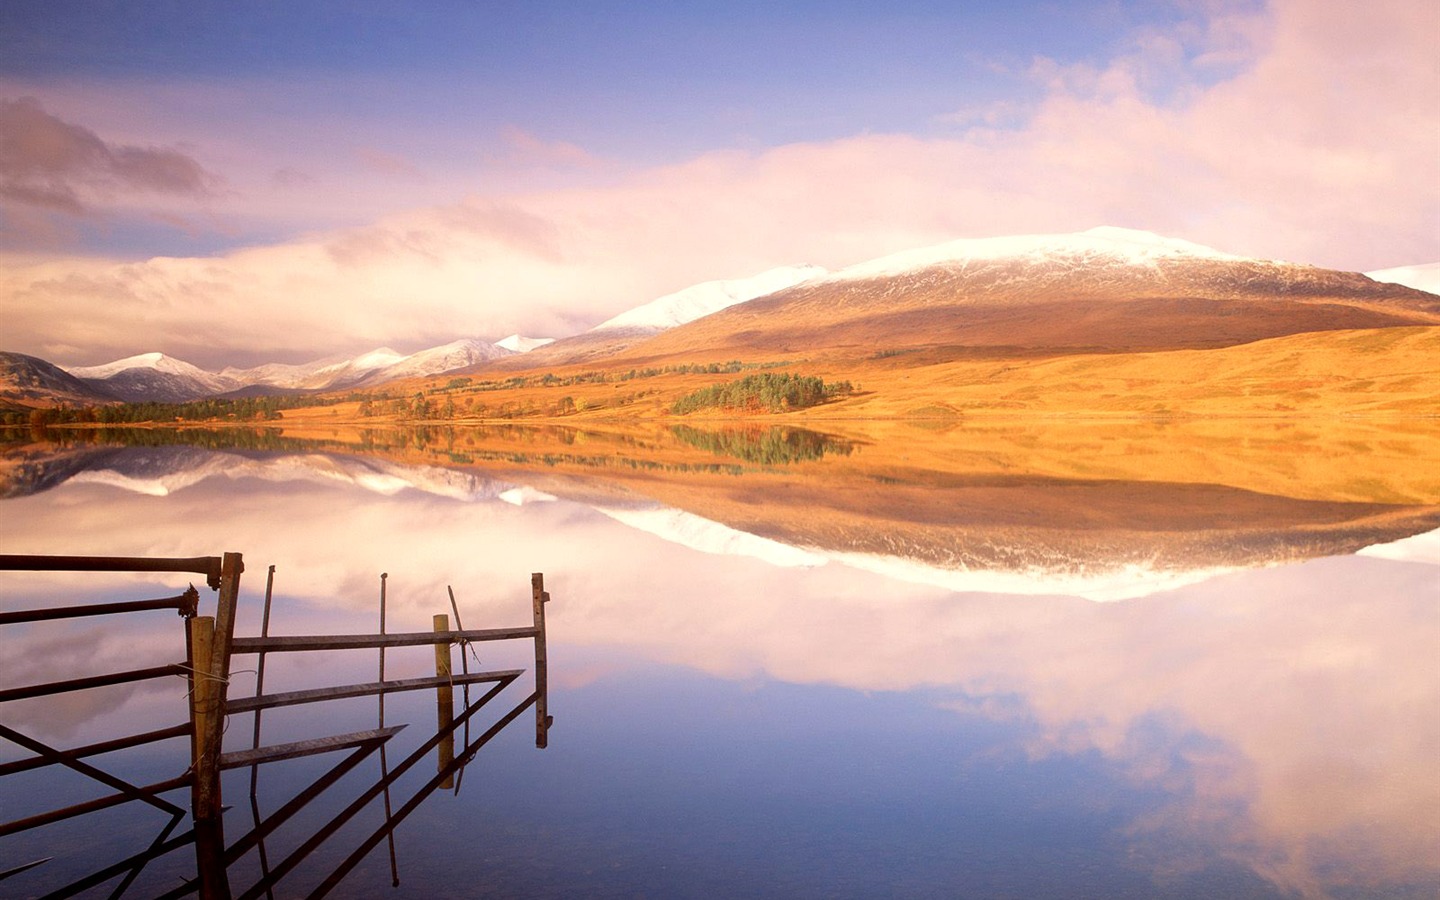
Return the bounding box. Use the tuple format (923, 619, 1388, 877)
(433, 614, 455, 788)
(193, 551, 241, 900)
(531, 574, 551, 749)
(189, 614, 229, 899)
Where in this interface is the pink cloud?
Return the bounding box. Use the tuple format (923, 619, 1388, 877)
(0, 97, 217, 213)
(494, 125, 599, 170)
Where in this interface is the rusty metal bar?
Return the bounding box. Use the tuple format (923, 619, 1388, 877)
(0, 857, 52, 882)
(0, 773, 189, 837)
(223, 739, 392, 868)
(151, 736, 395, 900)
(248, 565, 277, 789)
(230, 626, 537, 654)
(226, 670, 524, 715)
(0, 723, 186, 820)
(248, 564, 278, 900)
(447, 586, 474, 794)
(38, 827, 195, 900)
(0, 555, 225, 591)
(108, 809, 187, 899)
(376, 573, 399, 889)
(0, 588, 198, 625)
(0, 663, 186, 704)
(233, 677, 518, 900)
(0, 722, 190, 778)
(307, 690, 539, 899)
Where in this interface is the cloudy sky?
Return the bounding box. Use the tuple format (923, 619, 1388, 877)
(1, 0, 1436, 369)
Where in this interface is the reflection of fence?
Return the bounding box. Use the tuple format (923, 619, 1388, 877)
(0, 553, 551, 899)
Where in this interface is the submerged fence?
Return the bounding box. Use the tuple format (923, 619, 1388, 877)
(0, 553, 551, 899)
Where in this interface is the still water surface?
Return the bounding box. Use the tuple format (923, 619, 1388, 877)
(1, 424, 1437, 898)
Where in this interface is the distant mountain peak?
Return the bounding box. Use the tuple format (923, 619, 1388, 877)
(350, 347, 405, 370)
(66, 351, 205, 379)
(592, 264, 828, 332)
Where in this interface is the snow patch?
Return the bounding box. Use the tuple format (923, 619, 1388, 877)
(497, 334, 555, 353)
(593, 264, 826, 332)
(829, 226, 1247, 282)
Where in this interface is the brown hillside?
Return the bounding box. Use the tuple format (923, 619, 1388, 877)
(625, 257, 1440, 361)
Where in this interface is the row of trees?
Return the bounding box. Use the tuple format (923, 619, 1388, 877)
(3, 394, 320, 428)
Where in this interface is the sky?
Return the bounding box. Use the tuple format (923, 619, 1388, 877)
(1, 0, 1437, 369)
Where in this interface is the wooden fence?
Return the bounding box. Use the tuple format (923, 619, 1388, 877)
(0, 553, 551, 899)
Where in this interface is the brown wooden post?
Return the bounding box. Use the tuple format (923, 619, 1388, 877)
(531, 573, 552, 749)
(189, 614, 229, 899)
(193, 551, 241, 900)
(433, 614, 454, 788)
(189, 616, 215, 778)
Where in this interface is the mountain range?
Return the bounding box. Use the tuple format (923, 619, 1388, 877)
(3, 226, 1436, 410)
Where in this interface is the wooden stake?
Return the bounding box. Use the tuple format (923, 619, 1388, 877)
(188, 615, 229, 899)
(531, 573, 552, 749)
(434, 614, 454, 789)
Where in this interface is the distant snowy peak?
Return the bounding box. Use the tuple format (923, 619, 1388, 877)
(222, 340, 510, 391)
(66, 352, 240, 402)
(68, 352, 216, 382)
(358, 338, 511, 385)
(349, 348, 406, 371)
(830, 226, 1249, 282)
(1366, 263, 1440, 295)
(593, 264, 828, 332)
(496, 334, 556, 353)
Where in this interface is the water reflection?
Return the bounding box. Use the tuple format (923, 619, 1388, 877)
(2, 425, 1438, 897)
(5, 422, 1439, 600)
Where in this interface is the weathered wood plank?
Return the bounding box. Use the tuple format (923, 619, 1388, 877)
(226, 670, 523, 714)
(230, 627, 537, 653)
(219, 725, 407, 769)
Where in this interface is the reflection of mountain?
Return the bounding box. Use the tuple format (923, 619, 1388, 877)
(5, 422, 1439, 600)
(0, 440, 514, 502)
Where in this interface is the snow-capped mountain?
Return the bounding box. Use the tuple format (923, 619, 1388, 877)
(66, 352, 243, 402)
(1366, 262, 1440, 295)
(351, 339, 513, 386)
(225, 340, 512, 391)
(222, 349, 405, 392)
(496, 334, 556, 353)
(55, 339, 515, 403)
(591, 265, 827, 332)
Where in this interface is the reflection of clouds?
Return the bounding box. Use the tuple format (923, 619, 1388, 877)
(0, 613, 192, 743)
(2, 470, 1436, 897)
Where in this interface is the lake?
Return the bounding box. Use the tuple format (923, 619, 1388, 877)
(2, 420, 1437, 898)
